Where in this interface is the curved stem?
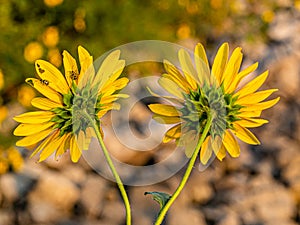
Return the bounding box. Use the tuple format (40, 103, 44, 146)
(154, 114, 212, 225)
(85, 113, 131, 225)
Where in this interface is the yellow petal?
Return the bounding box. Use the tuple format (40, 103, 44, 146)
(14, 111, 54, 123)
(158, 76, 184, 98)
(215, 144, 226, 161)
(78, 45, 94, 85)
(239, 97, 280, 112)
(234, 118, 268, 128)
(194, 43, 210, 85)
(233, 70, 269, 98)
(148, 104, 181, 117)
(62, 50, 79, 87)
(99, 60, 126, 88)
(180, 130, 198, 158)
(153, 114, 181, 124)
(76, 130, 87, 151)
(30, 131, 58, 157)
(211, 43, 229, 84)
(163, 124, 182, 143)
(14, 122, 55, 136)
(147, 87, 184, 106)
(223, 47, 243, 92)
(78, 46, 93, 83)
(96, 50, 122, 89)
(232, 123, 260, 145)
(238, 110, 262, 118)
(99, 77, 129, 96)
(178, 49, 198, 89)
(55, 134, 70, 158)
(236, 89, 278, 105)
(161, 73, 190, 93)
(100, 94, 128, 105)
(211, 135, 223, 156)
(70, 136, 82, 163)
(229, 62, 258, 93)
(35, 60, 69, 94)
(16, 128, 53, 147)
(26, 78, 62, 104)
(200, 136, 212, 165)
(39, 133, 65, 162)
(31, 97, 62, 110)
(222, 130, 240, 158)
(163, 60, 192, 90)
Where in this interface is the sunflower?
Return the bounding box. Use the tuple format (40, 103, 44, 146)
(149, 43, 279, 164)
(14, 46, 128, 162)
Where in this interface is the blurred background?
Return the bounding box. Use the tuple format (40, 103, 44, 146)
(0, 0, 300, 224)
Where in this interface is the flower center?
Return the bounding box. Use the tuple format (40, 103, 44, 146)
(51, 82, 102, 136)
(179, 83, 242, 138)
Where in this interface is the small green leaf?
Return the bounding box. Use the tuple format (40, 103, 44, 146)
(144, 191, 171, 210)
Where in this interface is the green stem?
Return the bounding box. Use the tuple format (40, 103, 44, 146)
(85, 112, 131, 225)
(154, 114, 212, 225)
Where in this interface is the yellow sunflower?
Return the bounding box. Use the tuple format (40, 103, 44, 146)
(149, 43, 279, 164)
(14, 46, 128, 162)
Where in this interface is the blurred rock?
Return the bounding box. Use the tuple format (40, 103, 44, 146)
(101, 200, 126, 225)
(0, 210, 13, 225)
(234, 175, 296, 224)
(185, 172, 214, 204)
(28, 171, 80, 223)
(269, 55, 300, 98)
(268, 11, 300, 41)
(0, 173, 18, 202)
(61, 164, 86, 184)
(80, 174, 107, 217)
(217, 210, 240, 225)
(168, 207, 207, 225)
(282, 155, 300, 203)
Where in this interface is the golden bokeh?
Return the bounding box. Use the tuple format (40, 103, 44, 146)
(48, 48, 62, 67)
(261, 10, 275, 23)
(44, 0, 64, 7)
(0, 69, 4, 90)
(42, 26, 60, 48)
(17, 85, 36, 107)
(176, 24, 191, 40)
(24, 42, 44, 63)
(0, 106, 8, 125)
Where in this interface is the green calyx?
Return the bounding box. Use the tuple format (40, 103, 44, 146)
(179, 82, 242, 138)
(50, 82, 102, 137)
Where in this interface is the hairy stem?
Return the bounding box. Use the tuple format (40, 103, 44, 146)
(154, 114, 212, 225)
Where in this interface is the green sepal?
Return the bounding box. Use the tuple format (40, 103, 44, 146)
(144, 191, 171, 211)
(63, 92, 73, 108)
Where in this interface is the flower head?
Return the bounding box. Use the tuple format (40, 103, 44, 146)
(14, 46, 128, 162)
(149, 43, 279, 164)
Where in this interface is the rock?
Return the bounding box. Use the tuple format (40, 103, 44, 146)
(168, 207, 207, 225)
(61, 164, 86, 184)
(0, 210, 13, 225)
(282, 155, 300, 203)
(217, 210, 240, 225)
(0, 173, 18, 202)
(80, 174, 107, 217)
(269, 55, 300, 98)
(29, 201, 64, 224)
(233, 175, 296, 224)
(273, 136, 300, 168)
(101, 201, 126, 225)
(28, 171, 80, 223)
(185, 172, 214, 204)
(268, 11, 299, 41)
